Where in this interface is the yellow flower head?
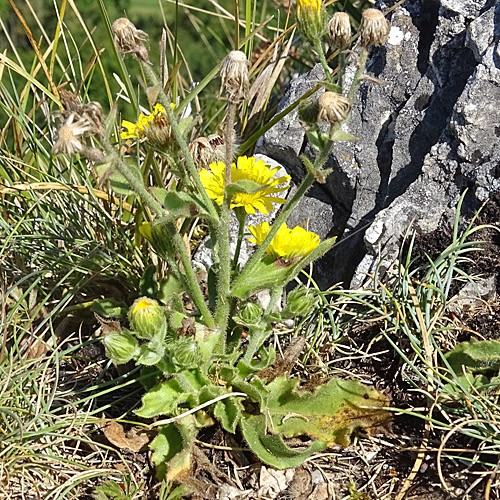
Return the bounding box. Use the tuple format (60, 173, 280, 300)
(296, 0, 321, 15)
(120, 103, 175, 143)
(247, 222, 320, 260)
(132, 297, 157, 314)
(295, 0, 325, 41)
(200, 156, 291, 215)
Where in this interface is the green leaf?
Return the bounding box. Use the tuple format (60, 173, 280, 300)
(90, 298, 128, 319)
(314, 81, 343, 93)
(158, 274, 184, 307)
(214, 396, 244, 433)
(151, 420, 195, 480)
(139, 264, 159, 297)
(231, 257, 293, 299)
(96, 161, 143, 196)
(136, 344, 164, 366)
(238, 345, 276, 377)
(240, 414, 326, 469)
(150, 190, 214, 222)
(135, 378, 189, 418)
(446, 340, 500, 374)
(305, 128, 329, 152)
(264, 376, 390, 446)
(330, 130, 359, 142)
(226, 179, 264, 198)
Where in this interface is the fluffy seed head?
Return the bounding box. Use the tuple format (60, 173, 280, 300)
(359, 8, 390, 48)
(318, 92, 351, 124)
(112, 17, 149, 62)
(220, 50, 249, 103)
(328, 12, 351, 50)
(52, 114, 91, 155)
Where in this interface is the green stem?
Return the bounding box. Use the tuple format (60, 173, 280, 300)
(315, 38, 333, 84)
(102, 141, 164, 217)
(265, 286, 284, 316)
(140, 61, 218, 220)
(232, 208, 246, 271)
(337, 52, 346, 90)
(102, 138, 214, 328)
(214, 101, 237, 342)
(233, 172, 315, 292)
(347, 47, 369, 102)
(167, 223, 215, 328)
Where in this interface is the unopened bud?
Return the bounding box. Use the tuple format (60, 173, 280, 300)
(298, 99, 320, 124)
(112, 17, 149, 63)
(286, 286, 317, 317)
(129, 297, 166, 340)
(220, 50, 249, 103)
(171, 338, 201, 368)
(318, 91, 351, 124)
(235, 301, 264, 328)
(104, 330, 139, 364)
(359, 9, 390, 48)
(328, 12, 351, 50)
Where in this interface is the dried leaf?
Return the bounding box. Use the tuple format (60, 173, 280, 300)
(102, 420, 150, 452)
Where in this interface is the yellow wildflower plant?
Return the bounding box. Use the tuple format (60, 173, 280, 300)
(200, 156, 291, 215)
(120, 103, 175, 142)
(247, 221, 320, 260)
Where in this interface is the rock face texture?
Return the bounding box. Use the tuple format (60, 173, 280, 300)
(257, 0, 500, 288)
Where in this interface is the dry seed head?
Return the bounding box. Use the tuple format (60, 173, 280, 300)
(81, 101, 105, 136)
(318, 92, 351, 124)
(189, 135, 225, 169)
(59, 89, 81, 113)
(52, 114, 91, 156)
(359, 8, 390, 48)
(112, 17, 149, 63)
(220, 50, 249, 103)
(328, 12, 351, 50)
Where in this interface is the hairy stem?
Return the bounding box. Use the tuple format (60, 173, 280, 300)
(347, 47, 369, 102)
(140, 61, 218, 219)
(214, 101, 237, 343)
(315, 38, 333, 84)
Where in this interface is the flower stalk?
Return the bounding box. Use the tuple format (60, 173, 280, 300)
(139, 61, 218, 219)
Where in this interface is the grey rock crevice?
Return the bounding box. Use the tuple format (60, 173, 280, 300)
(257, 0, 500, 289)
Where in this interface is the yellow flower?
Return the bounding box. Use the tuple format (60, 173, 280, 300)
(133, 297, 157, 314)
(296, 0, 321, 14)
(120, 103, 174, 141)
(200, 156, 291, 215)
(295, 0, 325, 42)
(247, 222, 320, 260)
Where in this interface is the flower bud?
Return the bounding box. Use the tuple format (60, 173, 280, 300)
(235, 301, 264, 328)
(171, 338, 201, 368)
(296, 0, 326, 43)
(328, 12, 351, 50)
(220, 50, 249, 103)
(359, 9, 390, 48)
(286, 286, 317, 317)
(112, 17, 149, 63)
(298, 99, 320, 124)
(104, 330, 139, 364)
(318, 91, 351, 124)
(129, 297, 166, 340)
